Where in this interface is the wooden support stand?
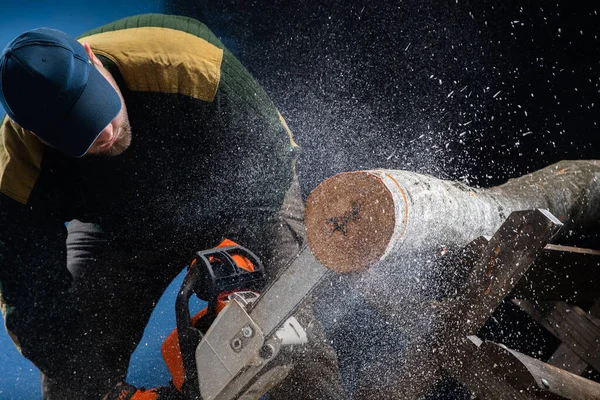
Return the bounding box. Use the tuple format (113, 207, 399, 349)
(348, 209, 600, 399)
(451, 336, 600, 400)
(513, 299, 600, 373)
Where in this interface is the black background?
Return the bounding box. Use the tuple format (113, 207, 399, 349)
(167, 0, 599, 197)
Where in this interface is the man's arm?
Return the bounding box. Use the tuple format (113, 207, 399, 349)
(0, 192, 80, 380)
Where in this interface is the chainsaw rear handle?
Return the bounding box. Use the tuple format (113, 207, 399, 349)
(174, 244, 265, 400)
(194, 246, 265, 301)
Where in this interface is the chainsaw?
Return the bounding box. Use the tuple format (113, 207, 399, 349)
(105, 239, 330, 400)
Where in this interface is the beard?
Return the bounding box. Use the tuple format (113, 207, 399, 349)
(93, 113, 132, 157)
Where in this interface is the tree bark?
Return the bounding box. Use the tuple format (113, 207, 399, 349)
(305, 160, 600, 274)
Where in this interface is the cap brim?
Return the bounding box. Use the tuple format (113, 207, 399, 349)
(44, 66, 122, 157)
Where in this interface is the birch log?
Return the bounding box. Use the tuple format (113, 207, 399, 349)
(305, 160, 600, 274)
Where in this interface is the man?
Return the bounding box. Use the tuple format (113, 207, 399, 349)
(0, 14, 343, 399)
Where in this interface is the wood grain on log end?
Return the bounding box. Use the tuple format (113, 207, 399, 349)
(305, 171, 397, 273)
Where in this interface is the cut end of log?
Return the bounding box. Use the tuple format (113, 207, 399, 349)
(305, 171, 397, 273)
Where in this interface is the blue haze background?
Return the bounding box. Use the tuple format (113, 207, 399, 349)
(0, 1, 211, 398)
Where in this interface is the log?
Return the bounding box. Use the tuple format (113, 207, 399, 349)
(305, 160, 600, 274)
(304, 161, 600, 396)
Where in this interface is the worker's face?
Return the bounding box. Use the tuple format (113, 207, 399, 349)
(83, 43, 132, 157)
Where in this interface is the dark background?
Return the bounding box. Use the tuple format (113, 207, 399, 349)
(167, 0, 599, 196)
(164, 1, 600, 395)
(1, 1, 599, 398)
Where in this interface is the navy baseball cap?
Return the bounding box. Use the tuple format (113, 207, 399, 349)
(0, 28, 121, 157)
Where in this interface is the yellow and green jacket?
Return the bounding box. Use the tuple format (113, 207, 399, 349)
(0, 14, 296, 381)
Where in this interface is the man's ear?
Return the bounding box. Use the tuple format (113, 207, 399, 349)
(82, 42, 103, 67)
